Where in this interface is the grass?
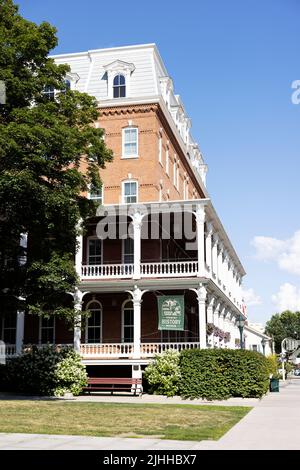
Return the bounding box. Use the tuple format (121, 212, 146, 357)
(0, 401, 251, 441)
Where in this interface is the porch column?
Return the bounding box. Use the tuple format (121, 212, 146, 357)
(132, 212, 143, 280)
(212, 234, 219, 280)
(217, 242, 223, 286)
(223, 251, 229, 292)
(219, 306, 226, 348)
(207, 295, 215, 348)
(213, 301, 221, 348)
(205, 222, 213, 274)
(127, 286, 147, 358)
(16, 310, 25, 355)
(195, 205, 205, 277)
(229, 313, 237, 349)
(75, 219, 83, 278)
(73, 288, 85, 354)
(191, 284, 207, 349)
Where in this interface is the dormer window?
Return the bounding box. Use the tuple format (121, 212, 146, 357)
(104, 60, 135, 99)
(113, 74, 126, 98)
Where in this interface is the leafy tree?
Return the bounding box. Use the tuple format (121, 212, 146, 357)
(0, 0, 112, 324)
(265, 311, 300, 353)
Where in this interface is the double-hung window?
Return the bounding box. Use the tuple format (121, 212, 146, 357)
(40, 317, 55, 344)
(89, 184, 103, 204)
(113, 74, 126, 98)
(123, 238, 134, 264)
(123, 181, 138, 204)
(86, 301, 102, 343)
(122, 127, 138, 158)
(88, 238, 102, 265)
(122, 301, 134, 343)
(1, 312, 16, 345)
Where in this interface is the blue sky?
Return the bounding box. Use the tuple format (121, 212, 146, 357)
(16, 0, 300, 324)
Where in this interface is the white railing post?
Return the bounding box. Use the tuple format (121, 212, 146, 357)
(195, 205, 205, 277)
(16, 310, 25, 355)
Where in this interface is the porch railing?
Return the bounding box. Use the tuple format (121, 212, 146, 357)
(4, 344, 16, 356)
(140, 261, 198, 277)
(81, 264, 134, 279)
(80, 343, 134, 357)
(81, 261, 198, 280)
(80, 342, 201, 358)
(140, 342, 201, 357)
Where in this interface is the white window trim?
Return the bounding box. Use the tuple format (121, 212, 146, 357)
(85, 300, 103, 343)
(39, 317, 55, 345)
(122, 180, 138, 204)
(88, 183, 104, 203)
(122, 127, 139, 159)
(173, 157, 177, 186)
(158, 131, 163, 166)
(121, 299, 134, 343)
(87, 236, 103, 265)
(165, 146, 169, 176)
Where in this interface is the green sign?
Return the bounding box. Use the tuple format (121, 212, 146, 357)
(157, 296, 184, 331)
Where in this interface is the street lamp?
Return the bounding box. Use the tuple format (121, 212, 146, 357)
(261, 337, 267, 356)
(236, 315, 246, 350)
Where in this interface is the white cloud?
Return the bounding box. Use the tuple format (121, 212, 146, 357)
(242, 287, 262, 306)
(252, 230, 300, 276)
(272, 283, 300, 312)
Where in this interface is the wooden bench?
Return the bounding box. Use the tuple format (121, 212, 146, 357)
(83, 377, 143, 396)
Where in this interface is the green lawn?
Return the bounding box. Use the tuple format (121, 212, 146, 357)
(0, 401, 251, 441)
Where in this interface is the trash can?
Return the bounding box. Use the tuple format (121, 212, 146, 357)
(269, 378, 279, 392)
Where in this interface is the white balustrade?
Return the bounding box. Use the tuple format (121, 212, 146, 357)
(4, 344, 16, 356)
(140, 261, 198, 278)
(80, 342, 201, 358)
(80, 343, 134, 358)
(81, 264, 134, 279)
(140, 342, 201, 357)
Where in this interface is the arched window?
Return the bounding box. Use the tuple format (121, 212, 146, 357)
(113, 74, 126, 98)
(86, 300, 102, 343)
(122, 300, 134, 343)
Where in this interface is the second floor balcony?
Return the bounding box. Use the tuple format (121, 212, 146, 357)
(76, 200, 245, 310)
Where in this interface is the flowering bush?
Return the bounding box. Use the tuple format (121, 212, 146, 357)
(0, 345, 87, 396)
(206, 323, 230, 341)
(144, 349, 181, 397)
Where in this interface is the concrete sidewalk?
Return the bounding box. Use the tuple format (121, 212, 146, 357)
(214, 378, 300, 450)
(0, 379, 298, 450)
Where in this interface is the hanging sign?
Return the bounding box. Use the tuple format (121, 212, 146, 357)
(157, 295, 184, 331)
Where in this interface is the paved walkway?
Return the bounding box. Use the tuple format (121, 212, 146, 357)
(0, 378, 298, 449)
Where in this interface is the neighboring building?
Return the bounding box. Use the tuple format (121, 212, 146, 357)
(1, 44, 255, 379)
(244, 323, 272, 356)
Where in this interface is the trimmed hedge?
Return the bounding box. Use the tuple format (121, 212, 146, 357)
(179, 349, 270, 400)
(0, 345, 87, 396)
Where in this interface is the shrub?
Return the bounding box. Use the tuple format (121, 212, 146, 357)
(0, 345, 87, 396)
(179, 349, 270, 400)
(144, 349, 181, 397)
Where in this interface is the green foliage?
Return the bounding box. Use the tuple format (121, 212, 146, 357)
(0, 345, 87, 396)
(0, 0, 113, 322)
(265, 311, 300, 353)
(144, 350, 181, 397)
(179, 349, 270, 400)
(266, 354, 279, 377)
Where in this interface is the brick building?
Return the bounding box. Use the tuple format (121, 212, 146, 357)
(2, 44, 268, 380)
